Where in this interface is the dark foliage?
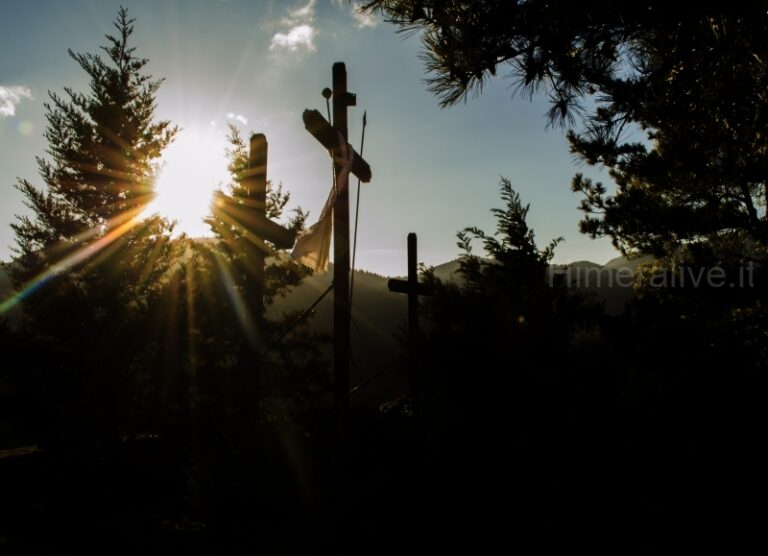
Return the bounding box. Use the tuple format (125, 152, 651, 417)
(363, 2, 768, 261)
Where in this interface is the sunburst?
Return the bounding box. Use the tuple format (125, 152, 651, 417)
(149, 125, 231, 237)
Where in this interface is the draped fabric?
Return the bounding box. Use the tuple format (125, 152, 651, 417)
(291, 136, 356, 271)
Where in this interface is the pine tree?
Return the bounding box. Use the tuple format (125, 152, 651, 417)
(9, 7, 178, 450)
(363, 2, 768, 261)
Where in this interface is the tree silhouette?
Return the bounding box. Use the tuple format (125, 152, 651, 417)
(570, 14, 768, 260)
(363, 2, 768, 260)
(9, 7, 178, 451)
(419, 177, 595, 403)
(396, 178, 616, 549)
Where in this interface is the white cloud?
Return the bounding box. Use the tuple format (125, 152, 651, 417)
(288, 0, 316, 21)
(0, 85, 32, 117)
(226, 113, 249, 125)
(270, 24, 316, 52)
(352, 2, 378, 28)
(271, 1, 317, 54)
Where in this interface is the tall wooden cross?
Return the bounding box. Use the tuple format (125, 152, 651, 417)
(303, 63, 371, 445)
(388, 233, 434, 404)
(212, 134, 296, 417)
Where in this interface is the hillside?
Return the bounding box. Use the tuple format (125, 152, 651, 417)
(0, 254, 646, 404)
(267, 263, 409, 407)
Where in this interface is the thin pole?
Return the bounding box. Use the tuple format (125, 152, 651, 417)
(349, 111, 367, 306)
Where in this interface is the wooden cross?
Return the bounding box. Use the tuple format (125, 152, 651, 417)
(210, 134, 297, 424)
(388, 233, 434, 403)
(212, 133, 296, 317)
(303, 63, 371, 446)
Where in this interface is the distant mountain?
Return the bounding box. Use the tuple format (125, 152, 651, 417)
(603, 254, 654, 272)
(550, 255, 656, 315)
(426, 259, 463, 282)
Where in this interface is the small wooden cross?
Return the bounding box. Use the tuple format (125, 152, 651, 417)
(388, 233, 434, 403)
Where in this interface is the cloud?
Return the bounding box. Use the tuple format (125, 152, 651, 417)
(0, 85, 32, 117)
(226, 112, 249, 125)
(352, 2, 378, 28)
(270, 24, 316, 52)
(271, 0, 317, 53)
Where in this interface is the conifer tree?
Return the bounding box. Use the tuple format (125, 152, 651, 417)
(9, 7, 177, 449)
(362, 2, 768, 261)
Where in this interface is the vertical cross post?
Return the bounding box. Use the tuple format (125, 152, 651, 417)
(333, 62, 353, 446)
(239, 133, 267, 421)
(248, 133, 268, 320)
(302, 61, 370, 455)
(407, 232, 418, 344)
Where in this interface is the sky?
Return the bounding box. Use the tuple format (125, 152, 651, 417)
(0, 0, 620, 277)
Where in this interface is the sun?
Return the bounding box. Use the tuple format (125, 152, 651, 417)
(149, 126, 231, 237)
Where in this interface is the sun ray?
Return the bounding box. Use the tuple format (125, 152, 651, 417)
(209, 196, 278, 258)
(0, 205, 147, 315)
(213, 252, 260, 350)
(137, 232, 173, 288)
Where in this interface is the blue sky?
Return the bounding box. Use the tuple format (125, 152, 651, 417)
(0, 0, 619, 276)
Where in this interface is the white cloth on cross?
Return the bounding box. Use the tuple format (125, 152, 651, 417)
(291, 134, 357, 271)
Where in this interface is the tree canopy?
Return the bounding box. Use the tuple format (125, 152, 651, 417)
(362, 1, 768, 259)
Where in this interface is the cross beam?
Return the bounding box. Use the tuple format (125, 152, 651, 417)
(303, 109, 372, 183)
(212, 190, 296, 250)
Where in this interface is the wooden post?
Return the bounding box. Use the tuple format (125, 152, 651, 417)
(333, 62, 354, 446)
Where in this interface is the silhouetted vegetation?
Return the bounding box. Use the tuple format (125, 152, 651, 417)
(1, 9, 331, 552)
(1, 4, 766, 553)
(363, 2, 768, 256)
